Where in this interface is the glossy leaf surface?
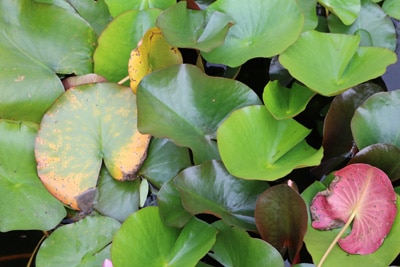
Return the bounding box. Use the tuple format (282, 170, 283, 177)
(174, 160, 269, 231)
(35, 83, 151, 211)
(217, 105, 323, 181)
(0, 120, 66, 231)
(318, 0, 360, 25)
(36, 215, 120, 266)
(279, 30, 396, 96)
(137, 64, 261, 164)
(303, 182, 400, 266)
(328, 0, 396, 50)
(201, 0, 304, 67)
(94, 9, 161, 83)
(111, 207, 217, 267)
(351, 90, 400, 150)
(310, 164, 397, 254)
(128, 27, 182, 94)
(255, 184, 308, 261)
(263, 81, 315, 119)
(0, 0, 96, 123)
(104, 0, 175, 17)
(156, 1, 233, 52)
(209, 221, 284, 267)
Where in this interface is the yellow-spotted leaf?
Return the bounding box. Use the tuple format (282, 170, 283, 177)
(35, 82, 151, 211)
(128, 27, 182, 94)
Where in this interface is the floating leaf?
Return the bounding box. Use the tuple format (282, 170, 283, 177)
(201, 0, 304, 67)
(0, 120, 66, 231)
(156, 1, 233, 52)
(310, 164, 397, 254)
(174, 160, 270, 231)
(263, 81, 315, 119)
(217, 105, 323, 181)
(209, 220, 284, 267)
(351, 90, 400, 150)
(111, 207, 217, 267)
(137, 64, 261, 164)
(128, 27, 182, 94)
(104, 0, 175, 17)
(35, 83, 151, 211)
(382, 0, 400, 20)
(36, 215, 120, 266)
(328, 0, 396, 50)
(94, 9, 161, 83)
(0, 0, 96, 123)
(318, 0, 360, 25)
(255, 184, 308, 261)
(279, 30, 397, 96)
(298, 0, 318, 31)
(303, 181, 400, 266)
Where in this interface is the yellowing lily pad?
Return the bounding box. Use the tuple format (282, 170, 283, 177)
(128, 27, 182, 94)
(35, 82, 151, 211)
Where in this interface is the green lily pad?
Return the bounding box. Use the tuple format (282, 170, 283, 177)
(209, 220, 284, 267)
(263, 81, 315, 119)
(351, 90, 400, 149)
(279, 30, 397, 96)
(104, 0, 175, 17)
(201, 0, 304, 67)
(328, 0, 396, 50)
(156, 1, 233, 52)
(217, 105, 323, 181)
(302, 181, 400, 266)
(0, 120, 66, 231)
(94, 166, 141, 222)
(137, 64, 261, 164)
(383, 0, 400, 20)
(255, 184, 308, 261)
(111, 206, 217, 267)
(298, 0, 318, 31)
(174, 160, 270, 231)
(0, 0, 96, 123)
(35, 82, 151, 211)
(93, 9, 161, 83)
(36, 215, 120, 266)
(318, 0, 360, 25)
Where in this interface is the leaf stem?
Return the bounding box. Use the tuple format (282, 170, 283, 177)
(317, 212, 356, 267)
(118, 75, 130, 85)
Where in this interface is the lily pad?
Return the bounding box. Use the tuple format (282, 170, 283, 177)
(263, 81, 315, 119)
(209, 220, 284, 267)
(255, 184, 308, 261)
(217, 105, 323, 181)
(35, 82, 151, 211)
(0, 120, 66, 231)
(351, 90, 400, 150)
(111, 206, 217, 267)
(93, 9, 161, 83)
(318, 0, 361, 25)
(156, 1, 234, 52)
(104, 0, 175, 17)
(328, 0, 396, 50)
(36, 215, 120, 266)
(382, 0, 400, 20)
(137, 64, 261, 164)
(310, 164, 397, 254)
(0, 0, 96, 123)
(201, 0, 304, 67)
(128, 27, 183, 94)
(279, 30, 397, 96)
(174, 160, 270, 231)
(298, 0, 318, 31)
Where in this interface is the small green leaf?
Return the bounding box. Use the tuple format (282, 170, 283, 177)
(104, 0, 175, 17)
(382, 0, 400, 20)
(137, 64, 261, 164)
(156, 1, 233, 52)
(328, 0, 396, 50)
(111, 207, 217, 267)
(0, 120, 66, 231)
(217, 105, 323, 181)
(318, 0, 361, 25)
(174, 160, 270, 231)
(279, 30, 397, 96)
(298, 0, 318, 31)
(201, 0, 304, 67)
(263, 81, 315, 119)
(36, 215, 120, 267)
(209, 220, 284, 267)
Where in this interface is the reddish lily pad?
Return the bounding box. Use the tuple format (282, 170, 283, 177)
(310, 163, 397, 254)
